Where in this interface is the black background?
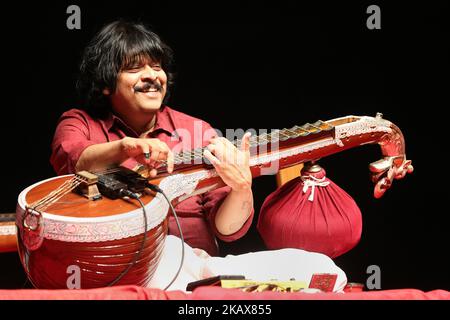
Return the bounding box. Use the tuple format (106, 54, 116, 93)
(0, 1, 448, 291)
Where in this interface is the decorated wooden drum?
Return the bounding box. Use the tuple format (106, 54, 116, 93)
(16, 175, 170, 289)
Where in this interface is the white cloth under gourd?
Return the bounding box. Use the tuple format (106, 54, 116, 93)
(147, 235, 347, 292)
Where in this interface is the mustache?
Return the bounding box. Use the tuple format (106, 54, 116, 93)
(133, 82, 163, 93)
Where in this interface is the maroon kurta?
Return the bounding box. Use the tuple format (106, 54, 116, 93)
(50, 106, 253, 256)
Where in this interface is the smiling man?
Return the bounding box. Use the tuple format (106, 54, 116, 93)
(50, 20, 254, 256)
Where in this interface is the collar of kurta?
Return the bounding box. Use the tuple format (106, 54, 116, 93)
(103, 105, 176, 138)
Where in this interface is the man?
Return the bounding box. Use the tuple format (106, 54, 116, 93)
(50, 20, 254, 256)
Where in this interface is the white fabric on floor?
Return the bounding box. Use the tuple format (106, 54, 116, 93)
(147, 235, 347, 292)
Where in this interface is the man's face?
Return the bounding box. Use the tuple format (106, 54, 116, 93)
(109, 57, 167, 119)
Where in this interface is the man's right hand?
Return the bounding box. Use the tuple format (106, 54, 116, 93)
(121, 137, 174, 177)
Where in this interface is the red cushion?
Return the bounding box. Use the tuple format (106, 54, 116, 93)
(258, 167, 362, 258)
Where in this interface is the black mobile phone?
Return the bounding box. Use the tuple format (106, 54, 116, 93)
(186, 275, 245, 291)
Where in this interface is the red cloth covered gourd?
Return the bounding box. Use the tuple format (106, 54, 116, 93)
(257, 164, 362, 258)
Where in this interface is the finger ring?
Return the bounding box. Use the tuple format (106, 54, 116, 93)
(144, 152, 150, 159)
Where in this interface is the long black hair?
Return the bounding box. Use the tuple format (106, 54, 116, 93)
(77, 20, 175, 118)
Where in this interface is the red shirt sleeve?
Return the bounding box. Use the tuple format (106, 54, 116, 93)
(202, 186, 255, 242)
(50, 110, 100, 175)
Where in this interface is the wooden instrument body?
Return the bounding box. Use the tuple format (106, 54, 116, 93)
(16, 175, 169, 289)
(17, 218, 167, 289)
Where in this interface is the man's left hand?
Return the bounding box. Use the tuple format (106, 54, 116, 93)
(203, 132, 252, 192)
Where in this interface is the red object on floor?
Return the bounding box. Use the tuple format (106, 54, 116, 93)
(344, 283, 365, 293)
(309, 273, 338, 292)
(258, 165, 362, 258)
(0, 286, 449, 300)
